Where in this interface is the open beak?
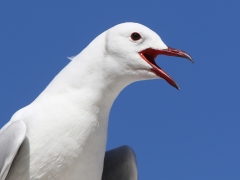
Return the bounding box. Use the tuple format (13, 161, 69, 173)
(139, 47, 193, 90)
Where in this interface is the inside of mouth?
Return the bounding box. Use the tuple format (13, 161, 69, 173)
(139, 48, 179, 90)
(139, 48, 160, 68)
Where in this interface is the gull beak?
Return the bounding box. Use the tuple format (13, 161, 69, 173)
(139, 47, 193, 90)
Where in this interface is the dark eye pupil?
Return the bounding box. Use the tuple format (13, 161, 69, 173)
(131, 32, 141, 41)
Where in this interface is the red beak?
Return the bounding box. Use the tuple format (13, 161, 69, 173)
(139, 47, 193, 90)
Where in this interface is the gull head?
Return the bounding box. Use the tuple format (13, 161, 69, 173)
(104, 22, 193, 90)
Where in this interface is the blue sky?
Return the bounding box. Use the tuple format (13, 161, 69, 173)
(0, 1, 239, 180)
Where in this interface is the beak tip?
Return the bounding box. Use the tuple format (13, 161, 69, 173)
(172, 83, 180, 90)
(186, 55, 194, 64)
(190, 58, 194, 64)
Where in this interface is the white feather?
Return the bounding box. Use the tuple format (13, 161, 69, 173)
(2, 22, 168, 180)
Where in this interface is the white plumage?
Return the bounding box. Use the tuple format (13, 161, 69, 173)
(0, 22, 192, 180)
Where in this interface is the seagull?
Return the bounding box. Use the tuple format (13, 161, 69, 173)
(0, 22, 193, 180)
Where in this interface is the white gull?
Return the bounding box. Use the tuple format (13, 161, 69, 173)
(0, 22, 193, 180)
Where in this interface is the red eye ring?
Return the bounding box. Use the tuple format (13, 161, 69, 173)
(131, 32, 141, 41)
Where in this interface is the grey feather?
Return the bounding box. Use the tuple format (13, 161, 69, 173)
(102, 145, 138, 180)
(0, 121, 26, 180)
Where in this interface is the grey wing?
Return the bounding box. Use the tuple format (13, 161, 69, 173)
(0, 120, 27, 180)
(102, 145, 138, 180)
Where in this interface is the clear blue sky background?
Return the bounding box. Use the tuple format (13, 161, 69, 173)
(0, 1, 239, 180)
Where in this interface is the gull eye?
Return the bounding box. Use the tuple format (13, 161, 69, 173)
(131, 32, 141, 41)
